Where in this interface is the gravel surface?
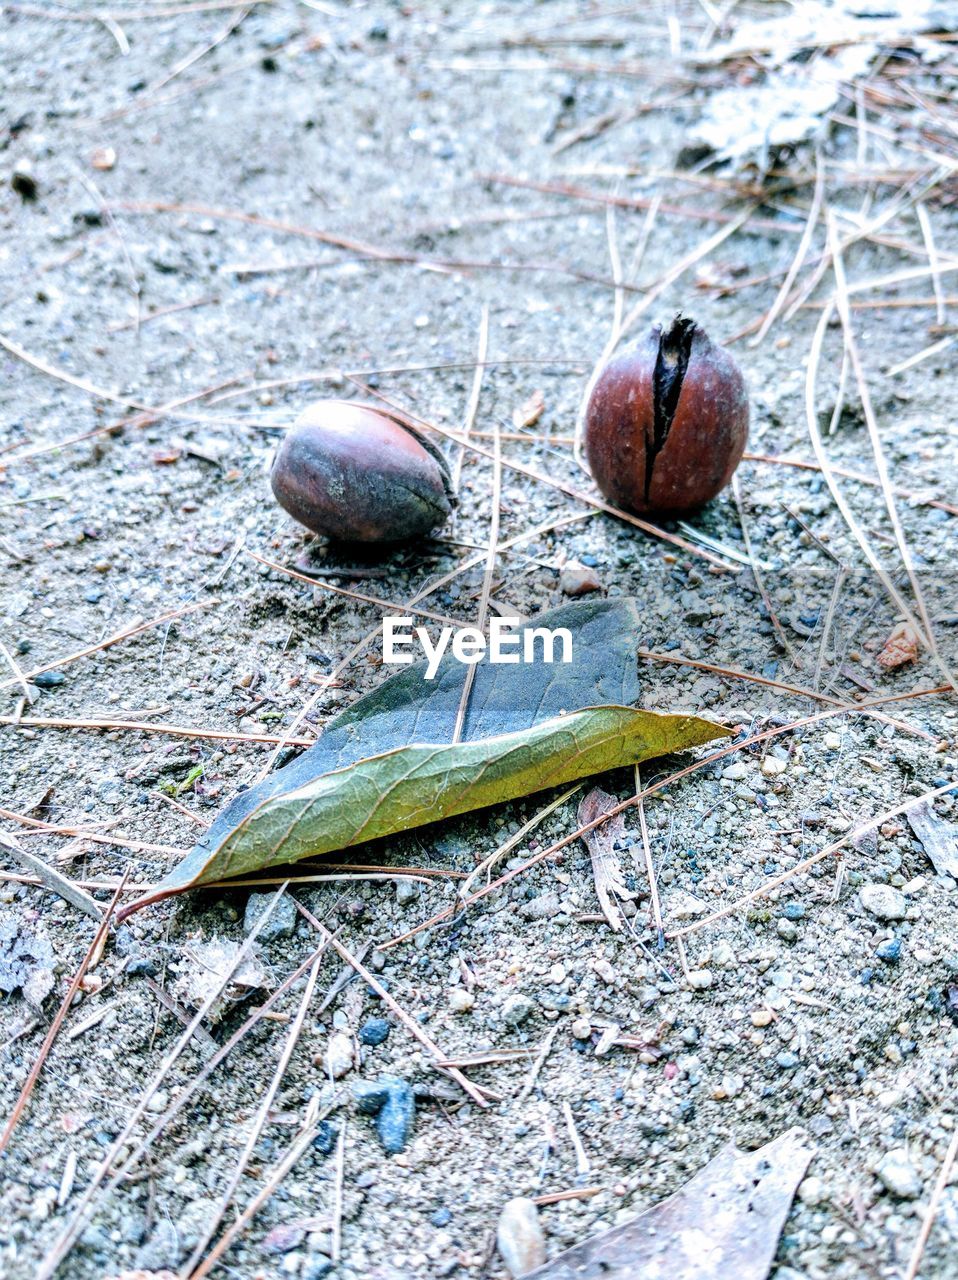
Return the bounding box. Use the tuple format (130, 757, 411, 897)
(1, 3, 957, 1279)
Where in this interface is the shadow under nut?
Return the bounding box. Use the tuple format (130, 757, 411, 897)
(270, 401, 453, 543)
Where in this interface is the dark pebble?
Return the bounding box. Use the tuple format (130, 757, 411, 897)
(377, 1080, 415, 1154)
(312, 1121, 339, 1156)
(430, 1207, 452, 1228)
(877, 938, 902, 963)
(359, 1017, 391, 1046)
(783, 903, 805, 920)
(125, 956, 157, 978)
(33, 671, 66, 688)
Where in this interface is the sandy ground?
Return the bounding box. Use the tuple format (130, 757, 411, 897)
(1, 2, 957, 1279)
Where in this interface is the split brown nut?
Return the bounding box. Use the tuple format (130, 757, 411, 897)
(270, 400, 454, 543)
(584, 317, 749, 516)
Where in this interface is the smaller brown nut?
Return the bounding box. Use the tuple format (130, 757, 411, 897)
(270, 400, 453, 543)
(584, 316, 748, 516)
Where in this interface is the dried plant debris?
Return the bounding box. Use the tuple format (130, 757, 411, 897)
(689, 2, 953, 168)
(170, 938, 270, 1024)
(123, 600, 730, 913)
(0, 909, 55, 1008)
(907, 801, 958, 878)
(525, 1128, 812, 1280)
(577, 787, 630, 932)
(877, 622, 920, 670)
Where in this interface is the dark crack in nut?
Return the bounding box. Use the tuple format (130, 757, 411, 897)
(584, 317, 749, 516)
(270, 400, 454, 544)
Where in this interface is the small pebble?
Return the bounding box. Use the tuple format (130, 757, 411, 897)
(358, 1017, 390, 1046)
(449, 987, 475, 1013)
(687, 969, 713, 991)
(571, 1018, 592, 1040)
(496, 1197, 546, 1278)
(324, 1031, 354, 1080)
(860, 884, 907, 921)
(761, 756, 787, 778)
(559, 561, 602, 596)
(798, 1175, 826, 1206)
(777, 918, 798, 942)
(876, 938, 902, 963)
(751, 1009, 773, 1027)
(395, 879, 419, 907)
(722, 763, 748, 782)
(502, 993, 535, 1026)
(876, 1150, 922, 1199)
(244, 891, 297, 940)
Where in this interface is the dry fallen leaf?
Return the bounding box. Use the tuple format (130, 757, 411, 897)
(121, 600, 730, 915)
(906, 800, 958, 878)
(526, 1127, 812, 1279)
(877, 622, 919, 669)
(512, 389, 545, 429)
(578, 788, 630, 932)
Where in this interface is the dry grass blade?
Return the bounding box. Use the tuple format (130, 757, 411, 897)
(0, 871, 127, 1155)
(452, 405, 501, 744)
(804, 299, 940, 674)
(904, 1123, 958, 1280)
(182, 946, 324, 1273)
(0, 599, 217, 691)
(187, 1093, 339, 1280)
(295, 902, 490, 1108)
(38, 884, 293, 1280)
(577, 788, 628, 931)
(0, 713, 314, 747)
(460, 784, 581, 899)
(751, 149, 825, 346)
(451, 304, 489, 495)
(827, 211, 956, 692)
(0, 833, 103, 921)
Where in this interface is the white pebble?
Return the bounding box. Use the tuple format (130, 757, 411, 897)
(324, 1030, 353, 1080)
(860, 884, 907, 921)
(687, 969, 714, 990)
(497, 1197, 546, 1277)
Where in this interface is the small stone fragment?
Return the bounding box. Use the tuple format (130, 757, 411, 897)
(395, 879, 419, 907)
(519, 891, 561, 920)
(358, 1017, 390, 1046)
(877, 1150, 922, 1199)
(502, 993, 535, 1026)
(353, 1076, 416, 1153)
(798, 1175, 826, 1206)
(11, 159, 37, 200)
(860, 884, 907, 921)
(687, 969, 713, 990)
(761, 755, 787, 778)
(560, 561, 602, 597)
(449, 987, 475, 1013)
(324, 1031, 354, 1080)
(496, 1197, 546, 1278)
(876, 938, 902, 963)
(722, 762, 748, 781)
(777, 918, 798, 942)
(243, 891, 297, 940)
(377, 1078, 415, 1154)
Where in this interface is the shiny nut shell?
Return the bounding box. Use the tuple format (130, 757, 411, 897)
(270, 400, 452, 543)
(585, 320, 748, 516)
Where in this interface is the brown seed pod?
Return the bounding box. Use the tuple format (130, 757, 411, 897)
(584, 317, 749, 516)
(270, 400, 453, 543)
